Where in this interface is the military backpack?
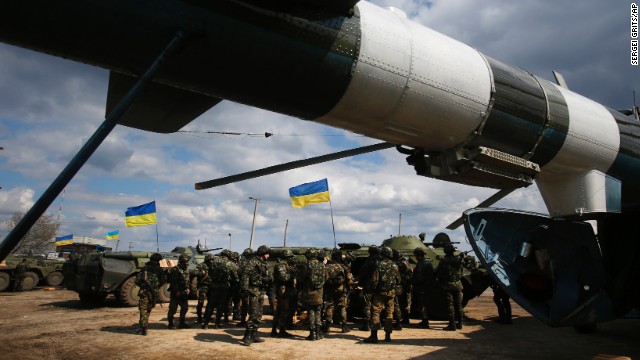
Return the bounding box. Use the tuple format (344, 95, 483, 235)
(307, 261, 325, 290)
(209, 257, 231, 285)
(325, 263, 345, 287)
(375, 259, 397, 293)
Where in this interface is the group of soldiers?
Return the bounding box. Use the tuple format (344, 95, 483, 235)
(132, 241, 484, 344)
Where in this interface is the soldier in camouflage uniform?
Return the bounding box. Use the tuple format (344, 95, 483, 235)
(436, 244, 464, 331)
(322, 249, 353, 334)
(297, 248, 327, 341)
(202, 250, 239, 329)
(226, 251, 242, 323)
(363, 246, 400, 343)
(195, 253, 213, 323)
(392, 249, 412, 329)
(271, 249, 297, 338)
(240, 245, 270, 346)
(237, 248, 253, 327)
(412, 247, 435, 328)
(358, 245, 380, 331)
(13, 258, 28, 292)
(167, 253, 191, 329)
(135, 252, 165, 335)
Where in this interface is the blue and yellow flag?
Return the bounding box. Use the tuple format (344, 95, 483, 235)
(104, 230, 119, 241)
(125, 201, 157, 227)
(55, 234, 74, 246)
(289, 178, 331, 208)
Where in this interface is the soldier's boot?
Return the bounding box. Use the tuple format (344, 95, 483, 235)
(401, 311, 410, 325)
(456, 313, 463, 330)
(363, 329, 378, 344)
(321, 320, 329, 333)
(393, 318, 403, 331)
(178, 317, 191, 329)
(384, 331, 392, 343)
(315, 325, 324, 339)
(136, 327, 148, 336)
(271, 322, 278, 337)
(444, 321, 457, 331)
(418, 319, 430, 329)
(241, 329, 252, 346)
(168, 317, 176, 330)
(383, 318, 393, 342)
(306, 328, 317, 341)
(232, 309, 241, 321)
(494, 306, 506, 323)
(214, 314, 222, 329)
(341, 322, 351, 333)
(196, 307, 203, 324)
(277, 326, 293, 338)
(251, 329, 265, 343)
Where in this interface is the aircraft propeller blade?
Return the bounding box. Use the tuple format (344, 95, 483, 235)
(195, 142, 395, 190)
(445, 187, 518, 230)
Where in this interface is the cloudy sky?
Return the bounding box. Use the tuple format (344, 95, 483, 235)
(0, 0, 637, 253)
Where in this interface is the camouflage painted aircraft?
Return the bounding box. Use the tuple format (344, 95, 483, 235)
(1, 0, 638, 330)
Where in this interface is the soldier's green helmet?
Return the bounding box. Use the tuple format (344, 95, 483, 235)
(380, 246, 393, 259)
(392, 249, 400, 260)
(242, 248, 253, 257)
(205, 253, 214, 261)
(419, 232, 426, 241)
(179, 253, 191, 262)
(220, 249, 231, 258)
(282, 249, 295, 258)
(231, 251, 240, 262)
(150, 253, 163, 262)
(368, 245, 379, 255)
(256, 245, 270, 255)
(306, 248, 318, 259)
(413, 247, 425, 257)
(331, 248, 342, 261)
(444, 243, 456, 255)
(433, 232, 452, 248)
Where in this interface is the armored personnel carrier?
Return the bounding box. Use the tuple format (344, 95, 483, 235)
(0, 254, 65, 291)
(62, 245, 216, 306)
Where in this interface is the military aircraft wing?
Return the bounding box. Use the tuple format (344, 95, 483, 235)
(463, 207, 615, 328)
(107, 72, 222, 133)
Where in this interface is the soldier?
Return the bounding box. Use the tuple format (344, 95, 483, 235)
(227, 251, 242, 323)
(436, 244, 464, 331)
(358, 245, 380, 331)
(392, 249, 412, 329)
(240, 245, 270, 346)
(202, 250, 239, 329)
(297, 248, 326, 341)
(237, 248, 253, 327)
(491, 279, 513, 324)
(323, 249, 353, 334)
(363, 246, 400, 343)
(412, 247, 435, 328)
(195, 253, 213, 323)
(13, 258, 28, 292)
(134, 252, 165, 335)
(167, 253, 191, 329)
(272, 249, 297, 337)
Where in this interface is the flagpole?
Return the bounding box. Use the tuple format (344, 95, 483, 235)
(155, 223, 159, 252)
(329, 200, 337, 249)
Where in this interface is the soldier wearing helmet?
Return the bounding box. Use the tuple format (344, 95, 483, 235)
(357, 245, 381, 331)
(272, 249, 297, 338)
(297, 248, 327, 341)
(363, 246, 400, 344)
(228, 251, 243, 323)
(202, 250, 239, 330)
(322, 248, 353, 334)
(195, 253, 214, 323)
(392, 248, 412, 330)
(167, 253, 191, 330)
(237, 248, 254, 327)
(240, 245, 270, 346)
(412, 246, 435, 328)
(436, 243, 464, 331)
(134, 252, 165, 336)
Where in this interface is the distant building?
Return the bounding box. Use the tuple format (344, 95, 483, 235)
(55, 236, 112, 255)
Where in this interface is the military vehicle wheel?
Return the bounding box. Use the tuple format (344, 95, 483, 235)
(79, 292, 107, 306)
(119, 276, 140, 307)
(45, 271, 64, 286)
(21, 271, 39, 291)
(158, 283, 170, 303)
(0, 272, 10, 292)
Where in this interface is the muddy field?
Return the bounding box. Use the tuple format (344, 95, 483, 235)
(0, 288, 637, 360)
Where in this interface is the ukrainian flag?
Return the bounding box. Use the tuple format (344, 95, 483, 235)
(55, 234, 74, 246)
(104, 230, 119, 240)
(125, 201, 157, 227)
(289, 179, 330, 208)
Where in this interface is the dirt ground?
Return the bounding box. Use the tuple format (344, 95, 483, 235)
(0, 288, 637, 360)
